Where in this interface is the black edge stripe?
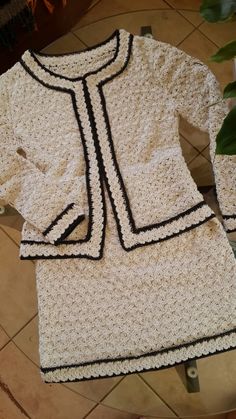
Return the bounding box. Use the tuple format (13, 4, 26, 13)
(43, 345, 236, 383)
(20, 253, 102, 260)
(42, 202, 75, 236)
(125, 214, 216, 251)
(135, 200, 206, 233)
(223, 214, 236, 220)
(29, 29, 120, 82)
(226, 227, 236, 233)
(40, 326, 236, 372)
(53, 214, 85, 245)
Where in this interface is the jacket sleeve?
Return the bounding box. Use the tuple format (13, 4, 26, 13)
(0, 73, 86, 245)
(158, 42, 236, 234)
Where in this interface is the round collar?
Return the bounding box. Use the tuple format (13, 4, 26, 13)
(20, 28, 133, 89)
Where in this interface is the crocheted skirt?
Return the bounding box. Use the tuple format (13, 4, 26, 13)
(35, 189, 236, 383)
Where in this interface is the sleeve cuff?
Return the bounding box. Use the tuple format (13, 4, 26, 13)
(222, 215, 236, 233)
(42, 203, 85, 245)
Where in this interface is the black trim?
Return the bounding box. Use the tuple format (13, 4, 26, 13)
(54, 213, 85, 245)
(29, 29, 120, 82)
(42, 345, 236, 383)
(223, 214, 236, 219)
(226, 227, 236, 233)
(20, 253, 103, 260)
(42, 202, 80, 236)
(40, 326, 236, 372)
(18, 58, 106, 259)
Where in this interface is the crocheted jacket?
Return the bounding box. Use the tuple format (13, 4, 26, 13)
(0, 28, 235, 258)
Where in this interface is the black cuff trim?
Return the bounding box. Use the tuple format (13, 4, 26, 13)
(53, 213, 86, 245)
(42, 203, 75, 237)
(223, 214, 236, 220)
(226, 227, 236, 233)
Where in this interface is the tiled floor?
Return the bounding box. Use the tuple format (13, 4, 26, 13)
(1, 0, 236, 418)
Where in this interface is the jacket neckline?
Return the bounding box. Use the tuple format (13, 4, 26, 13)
(20, 28, 133, 88)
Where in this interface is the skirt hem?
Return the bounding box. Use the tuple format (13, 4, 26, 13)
(40, 328, 236, 383)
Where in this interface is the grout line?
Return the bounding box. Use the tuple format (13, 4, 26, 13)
(178, 10, 204, 27)
(0, 324, 12, 343)
(85, 0, 101, 13)
(162, 0, 175, 9)
(162, 1, 202, 12)
(180, 131, 205, 154)
(61, 375, 126, 408)
(71, 8, 176, 33)
(199, 144, 212, 162)
(138, 374, 179, 417)
(72, 32, 90, 48)
(0, 225, 21, 248)
(0, 312, 38, 349)
(10, 339, 40, 369)
(81, 375, 127, 418)
(197, 24, 224, 49)
(175, 25, 198, 48)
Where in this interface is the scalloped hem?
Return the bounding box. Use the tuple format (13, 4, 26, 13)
(40, 327, 236, 383)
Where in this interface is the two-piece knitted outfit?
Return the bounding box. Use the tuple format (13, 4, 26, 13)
(0, 28, 236, 383)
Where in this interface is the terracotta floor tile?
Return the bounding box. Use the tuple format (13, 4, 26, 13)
(178, 10, 204, 27)
(0, 229, 37, 337)
(164, 0, 202, 11)
(85, 403, 139, 418)
(41, 32, 86, 54)
(179, 117, 210, 152)
(179, 135, 199, 164)
(180, 416, 227, 419)
(0, 342, 96, 419)
(178, 30, 233, 88)
(188, 154, 215, 186)
(13, 314, 124, 404)
(13, 316, 39, 367)
(199, 20, 236, 48)
(201, 145, 211, 162)
(0, 386, 29, 419)
(102, 374, 176, 417)
(0, 325, 10, 350)
(73, 10, 194, 47)
(72, 0, 170, 31)
(201, 187, 221, 216)
(0, 212, 23, 247)
(140, 350, 236, 416)
(64, 375, 123, 403)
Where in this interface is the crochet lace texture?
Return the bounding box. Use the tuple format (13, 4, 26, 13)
(0, 28, 236, 382)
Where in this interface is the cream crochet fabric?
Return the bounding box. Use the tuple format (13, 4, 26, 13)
(0, 28, 236, 383)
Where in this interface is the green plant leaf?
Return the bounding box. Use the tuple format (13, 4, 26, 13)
(223, 81, 236, 98)
(215, 106, 236, 154)
(200, 0, 236, 22)
(210, 40, 236, 62)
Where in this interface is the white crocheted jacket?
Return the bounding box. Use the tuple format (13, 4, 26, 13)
(0, 28, 235, 260)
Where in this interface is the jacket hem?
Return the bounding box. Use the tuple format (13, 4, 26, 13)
(40, 327, 236, 383)
(19, 209, 215, 259)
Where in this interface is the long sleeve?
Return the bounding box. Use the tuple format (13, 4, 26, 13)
(154, 41, 236, 234)
(0, 73, 86, 245)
